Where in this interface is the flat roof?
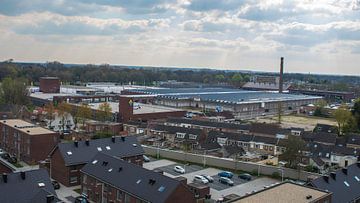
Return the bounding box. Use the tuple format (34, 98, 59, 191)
(230, 182, 329, 203)
(1, 119, 56, 135)
(30, 92, 80, 100)
(88, 102, 184, 114)
(132, 88, 322, 104)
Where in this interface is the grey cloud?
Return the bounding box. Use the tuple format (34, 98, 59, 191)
(184, 0, 245, 11)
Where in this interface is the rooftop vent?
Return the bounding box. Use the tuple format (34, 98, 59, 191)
(38, 182, 45, 187)
(111, 136, 115, 143)
(102, 161, 108, 166)
(133, 144, 137, 147)
(74, 141, 78, 148)
(149, 179, 156, 185)
(121, 136, 125, 142)
(3, 120, 6, 123)
(106, 146, 111, 150)
(27, 130, 30, 133)
(85, 140, 89, 146)
(342, 168, 348, 175)
(20, 171, 26, 180)
(118, 167, 123, 172)
(323, 175, 329, 183)
(306, 195, 312, 200)
(46, 195, 55, 203)
(330, 172, 336, 180)
(97, 147, 102, 151)
(2, 173, 7, 183)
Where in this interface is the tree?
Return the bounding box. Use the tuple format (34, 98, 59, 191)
(231, 73, 243, 86)
(76, 103, 92, 128)
(334, 107, 352, 136)
(280, 135, 306, 169)
(352, 98, 360, 130)
(97, 102, 112, 122)
(0, 77, 29, 105)
(215, 74, 225, 83)
(44, 103, 55, 129)
(57, 102, 72, 132)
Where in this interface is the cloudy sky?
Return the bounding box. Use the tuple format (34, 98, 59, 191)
(0, 0, 360, 75)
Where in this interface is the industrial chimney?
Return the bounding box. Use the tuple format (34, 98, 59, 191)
(279, 57, 284, 93)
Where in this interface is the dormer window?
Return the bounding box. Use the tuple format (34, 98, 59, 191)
(176, 132, 186, 139)
(189, 134, 197, 140)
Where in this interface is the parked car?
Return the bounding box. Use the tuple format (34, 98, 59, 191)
(52, 180, 60, 190)
(218, 171, 233, 178)
(0, 152, 10, 160)
(74, 196, 89, 203)
(238, 173, 252, 181)
(0, 149, 5, 155)
(201, 174, 214, 183)
(173, 165, 185, 174)
(7, 156, 17, 164)
(143, 155, 150, 162)
(193, 175, 209, 184)
(219, 177, 234, 186)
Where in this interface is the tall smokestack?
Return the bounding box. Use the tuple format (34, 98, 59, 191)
(279, 57, 284, 93)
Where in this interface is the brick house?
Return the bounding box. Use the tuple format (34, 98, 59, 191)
(85, 120, 122, 135)
(81, 153, 198, 203)
(0, 119, 60, 165)
(49, 136, 144, 187)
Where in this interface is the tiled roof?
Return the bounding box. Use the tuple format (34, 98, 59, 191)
(311, 163, 360, 203)
(55, 136, 144, 166)
(0, 169, 60, 203)
(81, 153, 191, 203)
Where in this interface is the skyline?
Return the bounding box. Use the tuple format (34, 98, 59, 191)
(1, 0, 360, 75)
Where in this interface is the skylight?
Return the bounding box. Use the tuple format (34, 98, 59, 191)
(92, 160, 98, 164)
(108, 168, 113, 172)
(355, 176, 360, 182)
(67, 151, 72, 155)
(136, 179, 142, 184)
(38, 182, 45, 187)
(106, 146, 111, 150)
(97, 147, 102, 151)
(344, 181, 350, 187)
(158, 186, 166, 192)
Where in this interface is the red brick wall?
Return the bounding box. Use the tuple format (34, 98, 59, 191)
(165, 183, 196, 203)
(39, 77, 60, 93)
(0, 123, 59, 165)
(51, 148, 71, 186)
(0, 162, 13, 174)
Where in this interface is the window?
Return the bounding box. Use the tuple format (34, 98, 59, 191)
(176, 133, 185, 139)
(83, 174, 87, 184)
(344, 181, 350, 187)
(70, 176, 78, 184)
(124, 193, 130, 203)
(116, 190, 123, 201)
(104, 184, 111, 192)
(189, 134, 197, 140)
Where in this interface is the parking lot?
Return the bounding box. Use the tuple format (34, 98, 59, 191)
(156, 163, 204, 176)
(144, 158, 279, 200)
(208, 175, 254, 191)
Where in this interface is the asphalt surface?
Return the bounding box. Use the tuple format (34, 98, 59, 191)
(208, 175, 253, 191)
(156, 163, 204, 176)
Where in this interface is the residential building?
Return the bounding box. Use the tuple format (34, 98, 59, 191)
(310, 163, 360, 203)
(0, 169, 61, 202)
(123, 121, 147, 135)
(226, 181, 332, 203)
(81, 153, 198, 203)
(49, 136, 144, 187)
(0, 119, 60, 164)
(85, 120, 122, 135)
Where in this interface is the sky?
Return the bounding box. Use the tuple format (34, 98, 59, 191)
(0, 0, 360, 75)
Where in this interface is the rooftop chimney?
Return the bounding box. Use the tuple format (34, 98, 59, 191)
(112, 136, 116, 143)
(323, 175, 329, 183)
(85, 140, 89, 146)
(121, 136, 125, 142)
(46, 195, 55, 203)
(74, 141, 78, 147)
(330, 172, 336, 180)
(20, 171, 26, 180)
(2, 173, 7, 183)
(342, 168, 348, 175)
(279, 57, 284, 93)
